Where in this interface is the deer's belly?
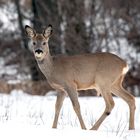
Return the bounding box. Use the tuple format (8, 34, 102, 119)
(77, 83, 101, 96)
(76, 82, 96, 91)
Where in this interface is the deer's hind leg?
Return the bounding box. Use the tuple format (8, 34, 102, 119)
(111, 75, 136, 130)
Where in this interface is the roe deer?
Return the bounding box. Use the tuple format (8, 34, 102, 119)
(25, 24, 135, 130)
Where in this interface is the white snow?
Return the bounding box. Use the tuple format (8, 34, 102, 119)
(0, 90, 140, 140)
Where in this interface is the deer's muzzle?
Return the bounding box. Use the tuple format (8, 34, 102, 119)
(34, 49, 44, 58)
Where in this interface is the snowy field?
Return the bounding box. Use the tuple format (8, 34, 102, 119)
(0, 90, 140, 140)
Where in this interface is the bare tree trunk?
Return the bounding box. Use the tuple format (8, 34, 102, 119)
(15, 0, 28, 49)
(32, 0, 43, 32)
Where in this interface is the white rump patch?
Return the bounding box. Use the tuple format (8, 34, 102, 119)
(122, 65, 129, 75)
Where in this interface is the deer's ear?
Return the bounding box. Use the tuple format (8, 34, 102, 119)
(43, 24, 53, 38)
(25, 25, 36, 38)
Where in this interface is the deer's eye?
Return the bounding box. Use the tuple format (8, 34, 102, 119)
(42, 42, 46, 45)
(33, 42, 36, 45)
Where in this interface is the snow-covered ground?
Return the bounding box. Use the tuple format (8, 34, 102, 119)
(0, 90, 140, 140)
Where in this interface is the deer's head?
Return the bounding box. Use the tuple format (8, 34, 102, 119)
(25, 25, 53, 60)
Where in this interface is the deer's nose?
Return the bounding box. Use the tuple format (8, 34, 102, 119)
(35, 49, 43, 54)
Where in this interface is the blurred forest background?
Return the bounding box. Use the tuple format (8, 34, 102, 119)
(0, 0, 140, 96)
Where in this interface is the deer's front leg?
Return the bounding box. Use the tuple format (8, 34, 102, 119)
(52, 91, 66, 128)
(66, 87, 86, 130)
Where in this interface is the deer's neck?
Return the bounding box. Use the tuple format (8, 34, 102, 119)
(37, 52, 54, 79)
